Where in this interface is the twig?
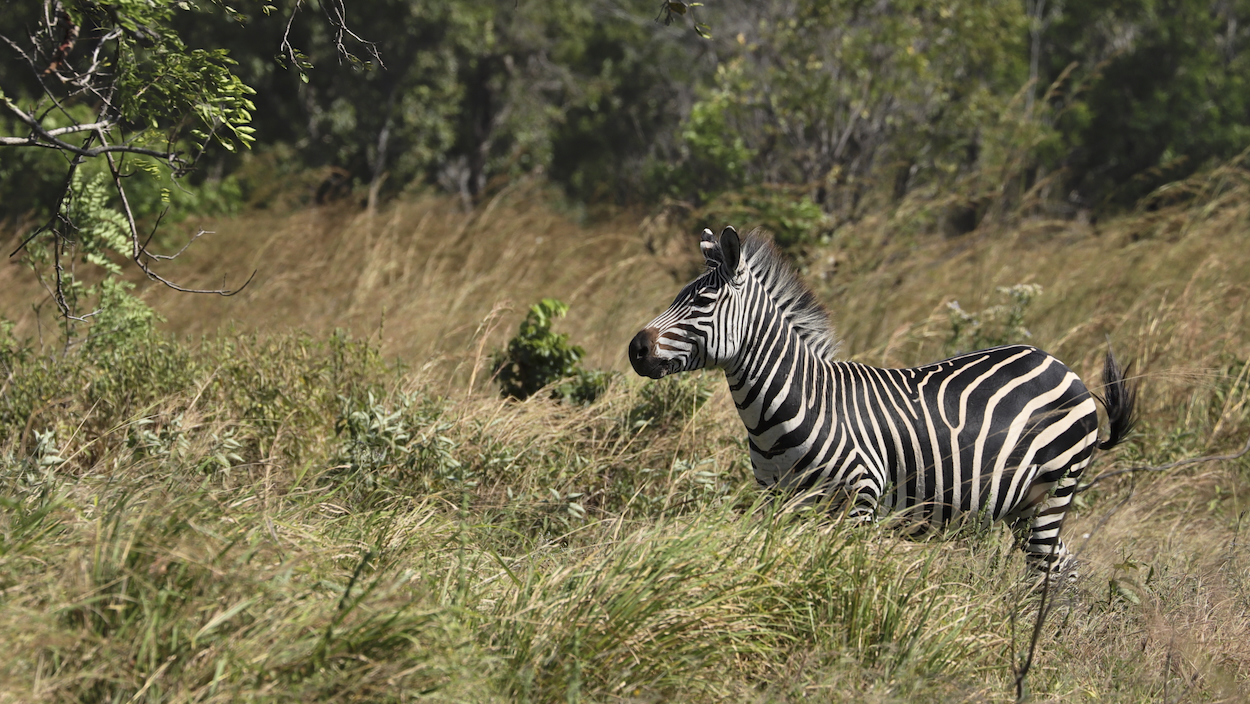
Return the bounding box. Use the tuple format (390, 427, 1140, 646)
(1014, 555, 1060, 703)
(8, 131, 95, 258)
(2, 98, 179, 163)
(138, 207, 168, 258)
(1076, 431, 1250, 494)
(100, 131, 255, 297)
(145, 229, 213, 263)
(319, 0, 383, 68)
(0, 120, 113, 143)
(278, 0, 382, 74)
(278, 3, 303, 72)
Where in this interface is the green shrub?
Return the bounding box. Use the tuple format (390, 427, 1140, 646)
(945, 284, 1043, 355)
(646, 81, 754, 204)
(626, 373, 716, 432)
(493, 299, 609, 403)
(553, 369, 616, 406)
(699, 185, 831, 251)
(326, 390, 471, 506)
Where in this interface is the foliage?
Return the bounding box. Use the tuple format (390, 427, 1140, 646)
(945, 284, 1043, 355)
(493, 298, 608, 403)
(0, 0, 373, 315)
(80, 279, 161, 355)
(625, 373, 717, 432)
(552, 368, 616, 406)
(122, 156, 248, 222)
(158, 0, 697, 207)
(59, 171, 130, 276)
(2, 0, 258, 153)
(16, 169, 164, 341)
(328, 390, 465, 505)
(645, 0, 1250, 232)
(699, 183, 831, 249)
(647, 74, 755, 203)
(4, 0, 1250, 256)
(654, 1, 1028, 219)
(1041, 0, 1250, 206)
(0, 0, 259, 206)
(8, 0, 1249, 254)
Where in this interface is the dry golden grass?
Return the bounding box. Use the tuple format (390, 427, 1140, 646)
(1, 179, 697, 379)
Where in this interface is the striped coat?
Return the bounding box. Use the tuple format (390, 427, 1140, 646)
(629, 227, 1136, 575)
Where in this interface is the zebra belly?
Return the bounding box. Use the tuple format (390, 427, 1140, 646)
(738, 345, 1099, 529)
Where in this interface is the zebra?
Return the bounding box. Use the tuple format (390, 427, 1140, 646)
(628, 226, 1137, 576)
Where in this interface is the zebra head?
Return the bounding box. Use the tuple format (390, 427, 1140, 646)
(629, 226, 745, 379)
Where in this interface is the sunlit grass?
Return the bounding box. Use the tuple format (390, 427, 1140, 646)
(3, 164, 1250, 701)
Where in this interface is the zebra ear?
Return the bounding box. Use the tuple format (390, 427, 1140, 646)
(719, 226, 741, 272)
(699, 228, 721, 266)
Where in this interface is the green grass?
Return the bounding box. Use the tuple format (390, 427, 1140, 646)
(4, 164, 1250, 701)
(0, 333, 1023, 702)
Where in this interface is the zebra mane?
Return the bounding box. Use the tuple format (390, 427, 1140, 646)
(739, 231, 841, 361)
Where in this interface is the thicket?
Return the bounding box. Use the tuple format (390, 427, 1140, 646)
(6, 0, 1250, 235)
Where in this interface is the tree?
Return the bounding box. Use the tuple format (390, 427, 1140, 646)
(648, 0, 1028, 239)
(0, 0, 377, 320)
(1041, 0, 1250, 207)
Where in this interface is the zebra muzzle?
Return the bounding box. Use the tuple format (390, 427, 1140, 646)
(628, 328, 670, 379)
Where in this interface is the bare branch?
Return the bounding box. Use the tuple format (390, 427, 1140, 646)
(0, 120, 115, 145)
(50, 222, 100, 323)
(320, 0, 383, 68)
(1076, 431, 1250, 494)
(278, 0, 382, 74)
(99, 130, 255, 297)
(1, 29, 90, 132)
(1, 98, 184, 165)
(138, 207, 169, 259)
(135, 208, 216, 263)
(9, 130, 96, 259)
(145, 229, 213, 263)
(278, 4, 302, 72)
(0, 30, 34, 64)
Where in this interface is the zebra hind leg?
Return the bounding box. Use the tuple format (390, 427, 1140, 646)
(843, 470, 882, 523)
(1022, 474, 1081, 583)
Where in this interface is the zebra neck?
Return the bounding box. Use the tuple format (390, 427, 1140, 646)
(724, 309, 835, 478)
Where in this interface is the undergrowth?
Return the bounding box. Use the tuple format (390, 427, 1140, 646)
(1, 318, 1247, 702)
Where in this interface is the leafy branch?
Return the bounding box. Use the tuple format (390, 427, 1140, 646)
(1, 0, 373, 321)
(656, 1, 711, 38)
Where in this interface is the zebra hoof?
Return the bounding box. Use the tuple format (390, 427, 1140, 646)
(1032, 557, 1079, 587)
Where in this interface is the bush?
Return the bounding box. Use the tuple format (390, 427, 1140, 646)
(699, 185, 831, 251)
(493, 299, 609, 403)
(626, 374, 716, 433)
(944, 284, 1043, 355)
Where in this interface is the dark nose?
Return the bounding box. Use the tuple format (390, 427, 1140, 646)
(629, 328, 662, 378)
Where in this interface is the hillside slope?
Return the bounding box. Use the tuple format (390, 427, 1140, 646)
(2, 170, 1249, 701)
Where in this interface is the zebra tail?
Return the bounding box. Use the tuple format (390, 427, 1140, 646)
(1095, 347, 1139, 451)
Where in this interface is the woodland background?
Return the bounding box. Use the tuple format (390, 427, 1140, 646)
(2, 1, 1250, 702)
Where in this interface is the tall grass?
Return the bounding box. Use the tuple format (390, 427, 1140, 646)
(3, 163, 1250, 701)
